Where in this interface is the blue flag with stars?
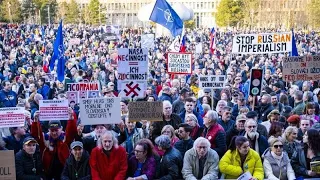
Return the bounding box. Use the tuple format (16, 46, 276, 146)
(149, 0, 183, 37)
(49, 20, 65, 82)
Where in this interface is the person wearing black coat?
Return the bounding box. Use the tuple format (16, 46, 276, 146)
(258, 94, 274, 122)
(15, 137, 45, 180)
(61, 141, 91, 180)
(174, 123, 194, 157)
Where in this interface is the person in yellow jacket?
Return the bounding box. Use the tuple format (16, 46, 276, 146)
(219, 136, 264, 180)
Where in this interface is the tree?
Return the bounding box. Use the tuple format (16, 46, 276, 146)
(0, 0, 22, 23)
(242, 0, 260, 27)
(40, 0, 58, 24)
(184, 20, 196, 29)
(307, 0, 320, 29)
(65, 0, 80, 24)
(57, 1, 68, 20)
(216, 0, 244, 27)
(88, 0, 100, 25)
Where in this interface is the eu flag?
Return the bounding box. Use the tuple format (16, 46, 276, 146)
(49, 20, 65, 82)
(291, 30, 298, 56)
(149, 0, 183, 37)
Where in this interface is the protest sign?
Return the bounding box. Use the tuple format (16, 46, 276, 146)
(66, 82, 100, 104)
(232, 32, 292, 54)
(79, 97, 121, 125)
(311, 161, 320, 173)
(39, 100, 69, 121)
(282, 55, 320, 81)
(237, 171, 253, 180)
(141, 34, 155, 50)
(167, 52, 192, 74)
(195, 43, 203, 54)
(117, 48, 148, 98)
(69, 38, 81, 46)
(105, 25, 120, 35)
(0, 150, 16, 179)
(198, 75, 226, 89)
(45, 73, 56, 82)
(128, 102, 163, 122)
(0, 107, 25, 128)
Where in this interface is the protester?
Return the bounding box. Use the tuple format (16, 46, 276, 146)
(182, 137, 219, 180)
(15, 137, 45, 180)
(262, 137, 296, 180)
(90, 131, 128, 180)
(0, 80, 17, 107)
(61, 141, 91, 180)
(219, 136, 264, 180)
(179, 97, 203, 126)
(76, 124, 107, 154)
(127, 139, 157, 180)
(161, 125, 179, 146)
(174, 123, 194, 157)
(261, 109, 281, 133)
(172, 88, 190, 114)
(185, 114, 203, 140)
(4, 126, 29, 154)
(155, 135, 182, 179)
(282, 126, 300, 159)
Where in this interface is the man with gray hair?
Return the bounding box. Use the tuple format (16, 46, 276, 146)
(182, 137, 219, 180)
(159, 86, 173, 103)
(155, 135, 182, 179)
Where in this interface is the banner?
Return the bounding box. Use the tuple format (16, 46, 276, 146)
(117, 48, 148, 98)
(198, 75, 226, 89)
(283, 55, 320, 81)
(39, 100, 69, 121)
(79, 97, 121, 125)
(0, 150, 16, 179)
(141, 34, 155, 50)
(105, 25, 120, 35)
(128, 102, 163, 122)
(0, 107, 25, 128)
(66, 82, 100, 104)
(167, 52, 192, 74)
(232, 32, 292, 54)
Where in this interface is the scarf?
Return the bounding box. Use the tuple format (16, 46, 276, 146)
(271, 151, 283, 167)
(244, 132, 260, 155)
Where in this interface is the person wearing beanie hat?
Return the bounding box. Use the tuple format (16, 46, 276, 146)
(287, 115, 300, 128)
(262, 137, 296, 180)
(61, 141, 91, 179)
(30, 108, 77, 179)
(261, 109, 281, 133)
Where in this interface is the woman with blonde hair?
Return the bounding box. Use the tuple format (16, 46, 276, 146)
(282, 126, 300, 159)
(161, 125, 179, 146)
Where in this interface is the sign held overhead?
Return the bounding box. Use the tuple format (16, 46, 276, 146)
(167, 52, 192, 74)
(198, 75, 226, 89)
(128, 101, 163, 122)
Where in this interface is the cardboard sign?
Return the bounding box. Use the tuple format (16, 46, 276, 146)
(39, 100, 69, 121)
(66, 82, 100, 104)
(0, 107, 25, 128)
(283, 55, 320, 81)
(232, 32, 292, 54)
(311, 161, 320, 173)
(79, 97, 121, 125)
(117, 48, 148, 98)
(0, 150, 16, 179)
(167, 52, 192, 74)
(141, 34, 155, 50)
(128, 102, 163, 122)
(198, 75, 226, 89)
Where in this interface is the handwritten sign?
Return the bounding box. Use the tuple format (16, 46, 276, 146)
(198, 75, 226, 89)
(283, 55, 320, 81)
(128, 102, 163, 122)
(117, 48, 148, 98)
(39, 100, 69, 121)
(0, 150, 16, 179)
(79, 97, 121, 125)
(66, 82, 100, 104)
(167, 52, 192, 74)
(232, 32, 292, 54)
(0, 107, 25, 128)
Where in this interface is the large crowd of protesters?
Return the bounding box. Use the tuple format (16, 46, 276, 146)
(0, 22, 320, 180)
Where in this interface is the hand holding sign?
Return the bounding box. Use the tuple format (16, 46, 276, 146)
(68, 107, 74, 120)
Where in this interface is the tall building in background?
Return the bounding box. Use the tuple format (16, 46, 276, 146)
(57, 0, 220, 28)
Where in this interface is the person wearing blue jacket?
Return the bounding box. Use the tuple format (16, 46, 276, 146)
(179, 97, 204, 126)
(37, 78, 50, 100)
(0, 80, 17, 107)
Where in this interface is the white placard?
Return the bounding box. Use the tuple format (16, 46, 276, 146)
(0, 107, 25, 128)
(39, 100, 69, 121)
(237, 171, 253, 180)
(198, 75, 226, 89)
(232, 32, 292, 54)
(117, 48, 148, 98)
(66, 82, 100, 104)
(167, 52, 192, 74)
(69, 38, 81, 46)
(141, 34, 155, 50)
(79, 97, 121, 125)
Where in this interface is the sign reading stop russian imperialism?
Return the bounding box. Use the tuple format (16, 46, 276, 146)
(232, 32, 292, 54)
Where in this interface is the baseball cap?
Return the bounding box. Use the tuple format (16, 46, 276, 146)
(236, 114, 247, 122)
(48, 120, 62, 129)
(70, 141, 83, 149)
(23, 137, 37, 145)
(267, 109, 280, 119)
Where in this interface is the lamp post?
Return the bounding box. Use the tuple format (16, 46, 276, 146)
(7, 2, 13, 23)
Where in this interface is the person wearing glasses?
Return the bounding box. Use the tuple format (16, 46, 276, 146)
(241, 119, 268, 156)
(219, 136, 264, 180)
(262, 137, 295, 180)
(182, 137, 219, 180)
(174, 123, 194, 157)
(127, 139, 157, 180)
(291, 128, 320, 178)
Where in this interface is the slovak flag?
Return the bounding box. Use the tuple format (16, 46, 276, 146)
(209, 27, 216, 54)
(179, 35, 186, 52)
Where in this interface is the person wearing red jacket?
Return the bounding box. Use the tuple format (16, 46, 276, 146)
(90, 130, 128, 180)
(31, 108, 77, 180)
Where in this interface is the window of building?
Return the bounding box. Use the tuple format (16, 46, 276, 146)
(212, 2, 215, 9)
